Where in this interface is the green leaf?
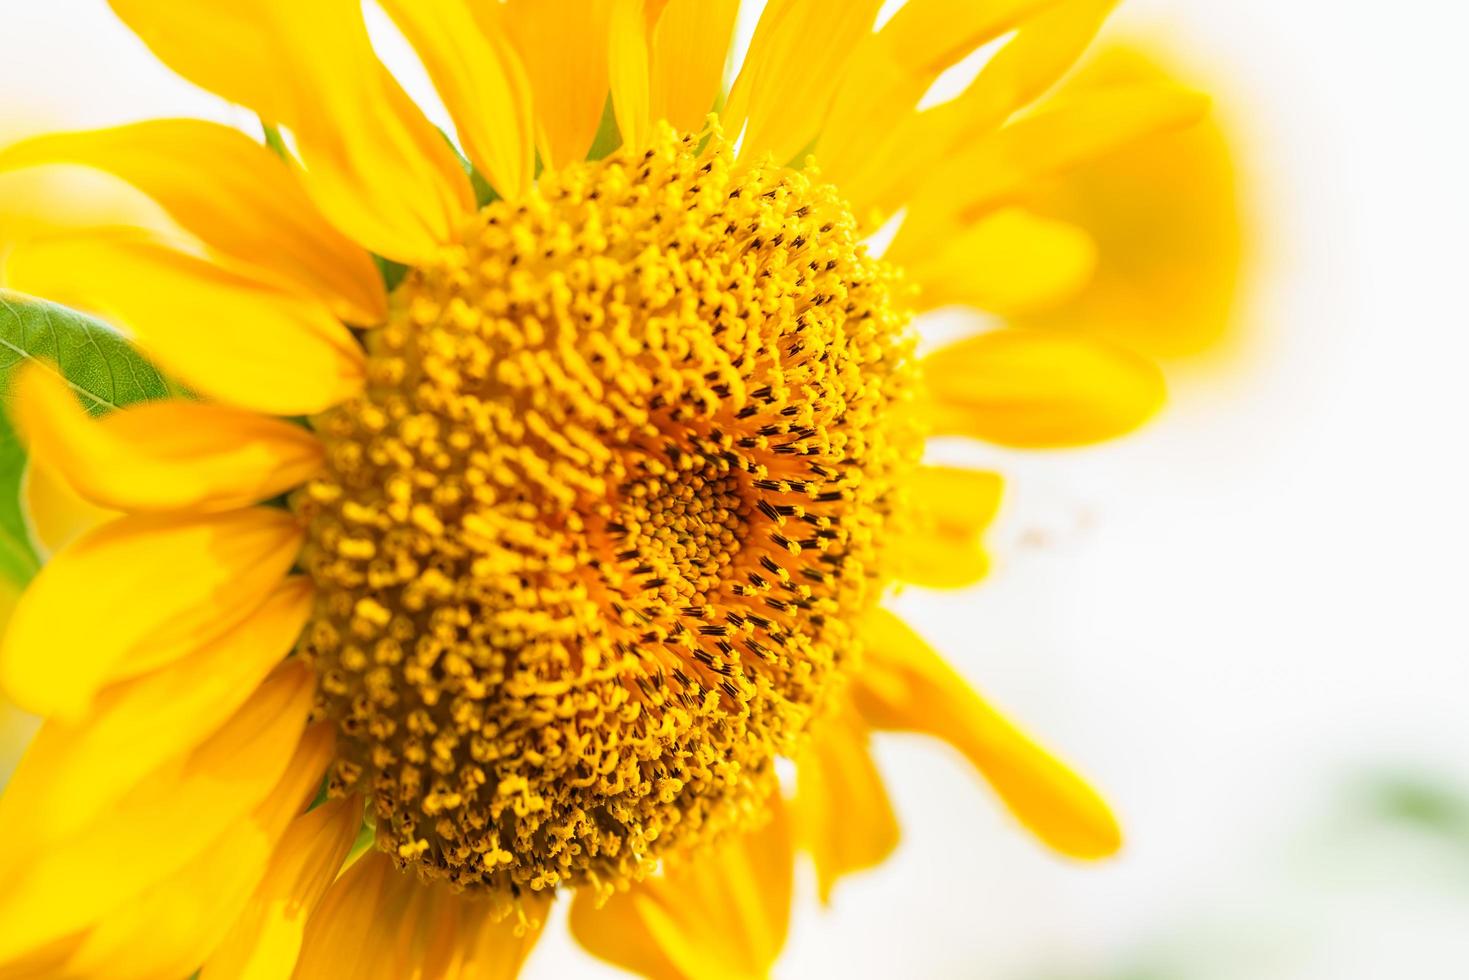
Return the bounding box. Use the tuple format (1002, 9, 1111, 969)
(586, 95, 622, 161)
(0, 293, 172, 587)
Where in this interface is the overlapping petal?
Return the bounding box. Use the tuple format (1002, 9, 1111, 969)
(794, 700, 900, 902)
(0, 120, 385, 324)
(570, 799, 793, 979)
(293, 850, 549, 980)
(379, 0, 535, 200)
(5, 230, 364, 415)
(0, 508, 302, 718)
(15, 364, 323, 514)
(893, 466, 1004, 589)
(856, 610, 1122, 859)
(0, 662, 317, 966)
(922, 328, 1166, 448)
(108, 0, 473, 262)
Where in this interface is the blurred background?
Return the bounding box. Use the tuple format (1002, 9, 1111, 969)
(3, 1, 1468, 977)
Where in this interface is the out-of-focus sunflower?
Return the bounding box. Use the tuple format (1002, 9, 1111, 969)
(0, 1, 1213, 976)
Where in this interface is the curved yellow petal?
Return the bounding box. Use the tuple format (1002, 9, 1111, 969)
(16, 364, 322, 514)
(895, 82, 1209, 256)
(108, 0, 472, 262)
(0, 121, 385, 325)
(20, 458, 116, 559)
(0, 578, 313, 848)
(5, 231, 364, 415)
(892, 467, 1003, 589)
(0, 662, 317, 966)
(922, 328, 1165, 448)
(1014, 42, 1244, 360)
(571, 799, 793, 979)
(723, 0, 885, 165)
(820, 0, 1059, 191)
(855, 610, 1122, 859)
(841, 0, 1117, 223)
(379, 0, 535, 200)
(495, 0, 613, 169)
(200, 796, 360, 980)
(647, 0, 739, 135)
(0, 508, 303, 719)
(608, 0, 654, 153)
(293, 850, 550, 980)
(54, 723, 334, 980)
(904, 208, 1097, 314)
(795, 700, 900, 902)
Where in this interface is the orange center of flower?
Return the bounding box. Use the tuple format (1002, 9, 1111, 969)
(293, 129, 921, 896)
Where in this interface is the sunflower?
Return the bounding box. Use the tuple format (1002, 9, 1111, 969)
(0, 0, 1207, 976)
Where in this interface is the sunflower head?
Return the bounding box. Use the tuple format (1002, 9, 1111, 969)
(295, 125, 923, 894)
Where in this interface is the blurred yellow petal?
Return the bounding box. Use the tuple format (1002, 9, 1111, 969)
(723, 0, 885, 165)
(379, 0, 535, 200)
(200, 796, 361, 980)
(293, 850, 549, 980)
(795, 700, 900, 902)
(5, 231, 365, 415)
(844, 0, 1115, 221)
(495, 0, 613, 168)
(855, 610, 1122, 859)
(892, 467, 1004, 589)
(608, 0, 654, 152)
(108, 0, 472, 262)
(55, 723, 333, 980)
(1014, 42, 1245, 360)
(820, 0, 1059, 192)
(21, 459, 116, 559)
(0, 662, 316, 966)
(571, 799, 793, 979)
(922, 328, 1165, 448)
(895, 82, 1209, 257)
(16, 364, 322, 514)
(905, 208, 1097, 314)
(0, 508, 302, 719)
(0, 121, 385, 325)
(647, 0, 739, 135)
(0, 578, 312, 847)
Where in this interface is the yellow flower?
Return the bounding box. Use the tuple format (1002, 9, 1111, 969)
(0, 0, 1207, 976)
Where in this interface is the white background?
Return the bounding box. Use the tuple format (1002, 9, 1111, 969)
(3, 1, 1469, 977)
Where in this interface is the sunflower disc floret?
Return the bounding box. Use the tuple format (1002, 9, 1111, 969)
(294, 128, 921, 896)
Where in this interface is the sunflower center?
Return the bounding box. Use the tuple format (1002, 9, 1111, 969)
(294, 128, 921, 896)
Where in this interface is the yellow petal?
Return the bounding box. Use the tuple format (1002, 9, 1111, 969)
(0, 508, 303, 719)
(723, 0, 886, 165)
(820, 0, 1059, 191)
(20, 458, 116, 559)
(892, 467, 1003, 589)
(608, 0, 654, 152)
(922, 328, 1165, 448)
(379, 0, 535, 200)
(15, 364, 323, 514)
(904, 208, 1097, 314)
(0, 578, 313, 848)
(54, 723, 334, 980)
(855, 610, 1122, 859)
(1013, 42, 1245, 360)
(842, 0, 1117, 222)
(293, 850, 550, 980)
(0, 121, 385, 325)
(795, 700, 900, 902)
(571, 799, 793, 979)
(108, 0, 472, 262)
(647, 0, 739, 135)
(495, 0, 613, 169)
(5, 231, 365, 415)
(200, 796, 362, 980)
(895, 82, 1210, 255)
(0, 661, 317, 966)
